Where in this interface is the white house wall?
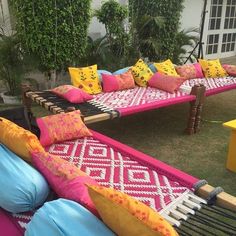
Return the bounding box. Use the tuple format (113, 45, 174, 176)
(0, 0, 11, 34)
(88, 0, 106, 39)
(181, 0, 204, 31)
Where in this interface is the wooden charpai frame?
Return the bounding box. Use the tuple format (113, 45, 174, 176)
(22, 84, 206, 134)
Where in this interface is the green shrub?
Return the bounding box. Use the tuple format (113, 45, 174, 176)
(12, 0, 92, 83)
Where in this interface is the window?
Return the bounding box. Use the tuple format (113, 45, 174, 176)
(224, 0, 236, 29)
(206, 34, 219, 54)
(221, 33, 236, 52)
(209, 0, 223, 30)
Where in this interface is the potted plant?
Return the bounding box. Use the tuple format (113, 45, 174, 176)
(0, 27, 26, 104)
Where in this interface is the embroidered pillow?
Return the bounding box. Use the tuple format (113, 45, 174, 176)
(69, 65, 102, 94)
(131, 59, 153, 87)
(88, 185, 178, 236)
(198, 59, 228, 78)
(148, 72, 186, 93)
(31, 151, 99, 216)
(0, 117, 44, 162)
(25, 199, 115, 236)
(222, 64, 236, 77)
(36, 110, 92, 146)
(154, 59, 179, 76)
(175, 63, 204, 79)
(51, 85, 93, 103)
(102, 71, 135, 92)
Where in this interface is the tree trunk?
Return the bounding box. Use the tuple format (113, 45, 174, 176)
(50, 69, 57, 88)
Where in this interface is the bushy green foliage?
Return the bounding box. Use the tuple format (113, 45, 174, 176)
(129, 0, 184, 62)
(95, 0, 128, 38)
(12, 0, 91, 73)
(94, 0, 129, 69)
(0, 30, 24, 95)
(172, 28, 199, 65)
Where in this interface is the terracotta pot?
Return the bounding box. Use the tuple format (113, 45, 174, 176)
(1, 92, 21, 105)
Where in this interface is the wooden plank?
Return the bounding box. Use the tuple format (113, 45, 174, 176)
(84, 112, 117, 124)
(196, 184, 236, 211)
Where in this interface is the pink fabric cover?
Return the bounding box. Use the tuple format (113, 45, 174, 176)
(102, 71, 135, 92)
(222, 64, 236, 76)
(37, 110, 92, 146)
(183, 77, 236, 96)
(31, 151, 99, 216)
(118, 95, 195, 116)
(175, 63, 204, 79)
(91, 131, 199, 189)
(148, 72, 186, 93)
(194, 63, 205, 78)
(46, 137, 194, 212)
(9, 129, 201, 233)
(51, 85, 93, 103)
(0, 208, 23, 236)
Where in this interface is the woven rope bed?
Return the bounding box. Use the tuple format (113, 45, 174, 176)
(22, 76, 236, 135)
(1, 130, 236, 236)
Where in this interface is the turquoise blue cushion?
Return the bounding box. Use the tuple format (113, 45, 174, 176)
(25, 199, 115, 236)
(0, 144, 49, 213)
(113, 67, 131, 75)
(97, 70, 112, 82)
(148, 63, 157, 73)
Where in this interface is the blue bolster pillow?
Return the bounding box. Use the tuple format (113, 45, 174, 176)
(113, 66, 131, 75)
(97, 70, 112, 82)
(25, 199, 115, 236)
(0, 144, 49, 213)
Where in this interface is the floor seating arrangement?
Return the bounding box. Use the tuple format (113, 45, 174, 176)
(0, 110, 236, 236)
(22, 59, 236, 135)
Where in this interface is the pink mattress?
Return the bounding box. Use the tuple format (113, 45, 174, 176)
(93, 76, 236, 116)
(183, 76, 236, 96)
(2, 130, 199, 235)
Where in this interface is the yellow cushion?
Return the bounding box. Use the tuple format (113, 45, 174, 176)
(131, 59, 153, 87)
(154, 59, 179, 76)
(0, 117, 44, 162)
(198, 59, 228, 78)
(88, 185, 178, 236)
(69, 65, 102, 94)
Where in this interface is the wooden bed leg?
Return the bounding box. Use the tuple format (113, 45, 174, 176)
(185, 85, 201, 135)
(194, 84, 206, 133)
(21, 83, 33, 119)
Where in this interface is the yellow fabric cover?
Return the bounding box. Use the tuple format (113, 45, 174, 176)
(88, 185, 178, 236)
(131, 59, 153, 87)
(0, 117, 44, 162)
(198, 59, 228, 78)
(69, 65, 102, 94)
(154, 59, 179, 76)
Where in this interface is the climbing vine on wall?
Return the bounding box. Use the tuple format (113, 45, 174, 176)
(129, 0, 184, 61)
(12, 0, 91, 76)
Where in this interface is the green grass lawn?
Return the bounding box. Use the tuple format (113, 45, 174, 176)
(1, 90, 236, 197)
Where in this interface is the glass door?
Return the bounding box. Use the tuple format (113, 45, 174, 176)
(204, 0, 236, 59)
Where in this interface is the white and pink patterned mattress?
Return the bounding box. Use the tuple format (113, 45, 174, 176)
(92, 77, 236, 111)
(11, 136, 193, 232)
